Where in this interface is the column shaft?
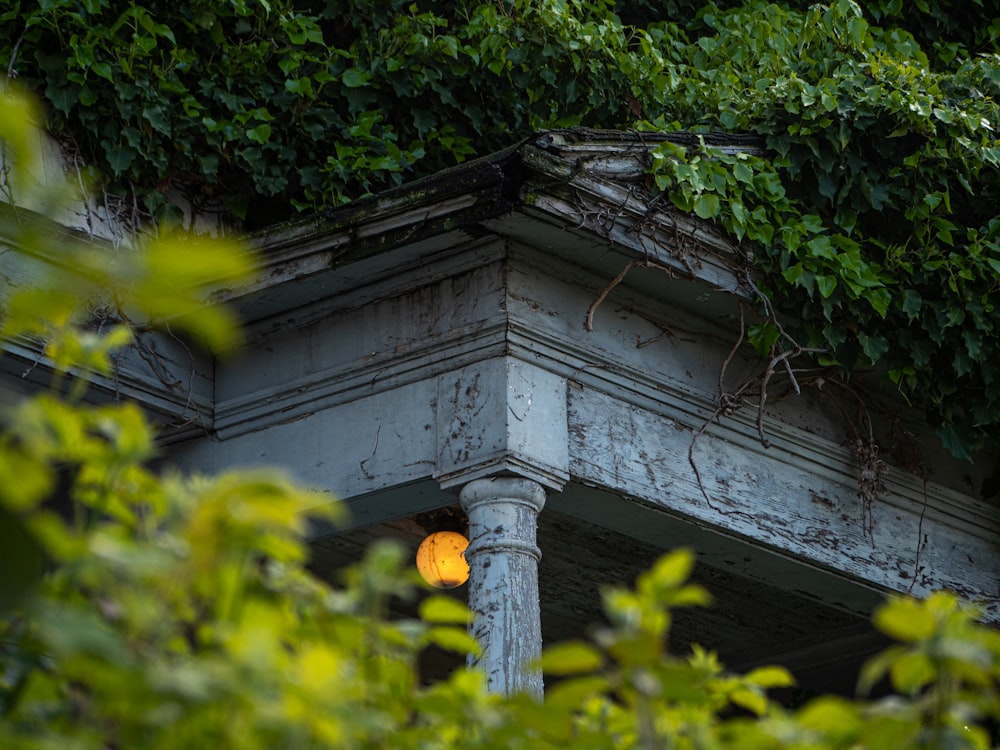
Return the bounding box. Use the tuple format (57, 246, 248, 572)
(459, 477, 546, 698)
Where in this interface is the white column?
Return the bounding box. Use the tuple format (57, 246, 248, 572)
(459, 476, 546, 698)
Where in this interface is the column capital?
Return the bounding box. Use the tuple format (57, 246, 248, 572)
(459, 477, 547, 514)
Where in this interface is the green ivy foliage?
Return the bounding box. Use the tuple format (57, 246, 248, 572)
(2, 0, 638, 221)
(638, 1, 1000, 459)
(643, 2, 1000, 460)
(2, 0, 1000, 456)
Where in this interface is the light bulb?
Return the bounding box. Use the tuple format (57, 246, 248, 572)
(416, 530, 469, 588)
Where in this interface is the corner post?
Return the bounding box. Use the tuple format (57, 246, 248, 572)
(459, 476, 546, 698)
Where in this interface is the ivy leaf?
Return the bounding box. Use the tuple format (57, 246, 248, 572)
(105, 143, 135, 174)
(963, 329, 983, 359)
(91, 61, 114, 81)
(935, 424, 975, 461)
(857, 332, 889, 363)
(818, 171, 838, 201)
(342, 68, 370, 88)
(867, 288, 891, 318)
(246, 124, 272, 144)
(901, 289, 923, 320)
(733, 161, 753, 183)
(693, 193, 720, 219)
(748, 322, 781, 355)
(848, 16, 870, 46)
(815, 275, 837, 298)
(142, 105, 170, 134)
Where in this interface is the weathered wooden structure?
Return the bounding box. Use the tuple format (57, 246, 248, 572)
(4, 130, 999, 695)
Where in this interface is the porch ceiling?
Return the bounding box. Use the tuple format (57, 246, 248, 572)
(308, 483, 886, 696)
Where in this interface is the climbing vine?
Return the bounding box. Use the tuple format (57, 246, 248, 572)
(640, 1, 1000, 460)
(2, 0, 999, 457)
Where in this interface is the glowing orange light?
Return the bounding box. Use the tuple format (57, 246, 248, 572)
(416, 531, 469, 588)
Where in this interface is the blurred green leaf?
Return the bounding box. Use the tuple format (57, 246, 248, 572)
(873, 597, 938, 642)
(744, 665, 795, 689)
(419, 595, 472, 625)
(0, 505, 43, 612)
(423, 626, 481, 657)
(540, 641, 603, 676)
(639, 548, 695, 593)
(889, 651, 935, 695)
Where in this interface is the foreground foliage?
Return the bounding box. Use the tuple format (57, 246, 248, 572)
(3, 86, 1000, 749)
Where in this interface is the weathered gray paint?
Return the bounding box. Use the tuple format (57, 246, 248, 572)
(460, 477, 547, 698)
(567, 385, 1000, 617)
(0, 318, 214, 444)
(168, 234, 1000, 624)
(436, 358, 568, 490)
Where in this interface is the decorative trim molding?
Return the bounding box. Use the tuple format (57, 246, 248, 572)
(206, 243, 996, 541)
(0, 336, 213, 442)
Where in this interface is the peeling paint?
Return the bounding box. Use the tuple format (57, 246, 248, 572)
(460, 477, 547, 698)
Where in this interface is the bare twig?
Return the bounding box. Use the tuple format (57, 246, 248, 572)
(719, 302, 745, 396)
(636, 329, 671, 348)
(359, 424, 381, 480)
(6, 31, 25, 81)
(163, 321, 200, 415)
(584, 258, 676, 332)
(687, 411, 729, 515)
(755, 346, 823, 447)
(783, 357, 800, 394)
(740, 270, 800, 348)
(584, 261, 639, 331)
(130, 332, 184, 392)
(907, 474, 930, 594)
(566, 362, 611, 390)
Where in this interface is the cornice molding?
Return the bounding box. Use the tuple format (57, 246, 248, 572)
(0, 335, 213, 442)
(206, 252, 997, 544)
(214, 324, 509, 440)
(503, 321, 999, 542)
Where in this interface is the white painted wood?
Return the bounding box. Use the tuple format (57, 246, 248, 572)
(513, 144, 745, 291)
(0, 330, 213, 443)
(213, 252, 508, 439)
(546, 482, 887, 618)
(1, 130, 131, 243)
(0, 206, 215, 439)
(168, 237, 999, 622)
(170, 379, 440, 503)
(436, 358, 568, 491)
(460, 477, 547, 698)
(2, 130, 229, 241)
(566, 385, 1000, 621)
